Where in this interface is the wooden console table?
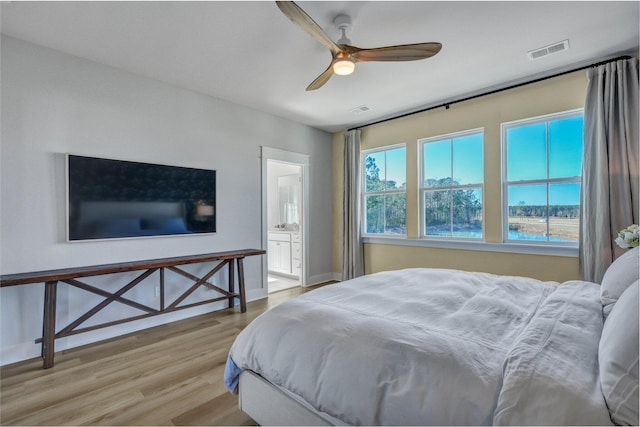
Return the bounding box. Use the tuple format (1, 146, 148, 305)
(0, 249, 265, 369)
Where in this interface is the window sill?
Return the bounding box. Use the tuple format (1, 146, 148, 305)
(362, 235, 578, 257)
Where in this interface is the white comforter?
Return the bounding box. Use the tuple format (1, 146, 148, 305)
(226, 268, 612, 425)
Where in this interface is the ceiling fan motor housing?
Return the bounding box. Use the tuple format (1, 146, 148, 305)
(333, 14, 352, 44)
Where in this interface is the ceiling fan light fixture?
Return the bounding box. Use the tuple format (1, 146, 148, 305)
(333, 57, 355, 75)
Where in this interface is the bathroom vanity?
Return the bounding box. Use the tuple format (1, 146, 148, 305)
(267, 231, 301, 277)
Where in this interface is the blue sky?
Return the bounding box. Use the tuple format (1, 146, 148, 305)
(423, 132, 483, 186)
(507, 115, 583, 206)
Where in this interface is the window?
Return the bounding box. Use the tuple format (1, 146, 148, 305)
(362, 145, 406, 235)
(420, 130, 484, 239)
(502, 110, 583, 244)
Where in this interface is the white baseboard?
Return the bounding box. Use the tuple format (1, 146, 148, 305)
(306, 272, 341, 287)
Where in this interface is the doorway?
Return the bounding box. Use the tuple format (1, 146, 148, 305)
(261, 147, 310, 293)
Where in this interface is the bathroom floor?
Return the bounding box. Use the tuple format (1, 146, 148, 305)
(268, 274, 300, 293)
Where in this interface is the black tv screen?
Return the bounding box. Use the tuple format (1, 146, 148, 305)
(67, 154, 216, 241)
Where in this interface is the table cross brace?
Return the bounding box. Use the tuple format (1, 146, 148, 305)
(35, 260, 238, 345)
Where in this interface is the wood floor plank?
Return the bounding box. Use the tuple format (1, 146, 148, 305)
(98, 377, 214, 426)
(0, 283, 335, 426)
(172, 392, 244, 426)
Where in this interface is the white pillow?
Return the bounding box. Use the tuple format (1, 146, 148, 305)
(599, 280, 639, 426)
(601, 246, 640, 317)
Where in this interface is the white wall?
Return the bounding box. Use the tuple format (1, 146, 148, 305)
(0, 36, 334, 365)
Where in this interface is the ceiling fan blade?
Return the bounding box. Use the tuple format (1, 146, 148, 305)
(306, 65, 334, 91)
(352, 42, 442, 62)
(276, 1, 340, 55)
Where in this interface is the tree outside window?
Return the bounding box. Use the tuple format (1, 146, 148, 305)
(363, 146, 406, 235)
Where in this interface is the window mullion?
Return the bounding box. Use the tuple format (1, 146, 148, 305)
(449, 140, 454, 235)
(382, 193, 387, 234)
(365, 189, 405, 197)
(545, 121, 550, 241)
(507, 176, 580, 186)
(383, 150, 387, 232)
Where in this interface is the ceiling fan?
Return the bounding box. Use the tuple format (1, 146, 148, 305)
(276, 1, 442, 91)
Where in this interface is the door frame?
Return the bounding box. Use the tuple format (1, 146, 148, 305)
(261, 147, 310, 288)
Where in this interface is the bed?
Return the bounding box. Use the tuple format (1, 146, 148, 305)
(224, 247, 639, 426)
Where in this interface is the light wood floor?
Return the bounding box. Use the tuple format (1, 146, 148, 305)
(0, 283, 333, 426)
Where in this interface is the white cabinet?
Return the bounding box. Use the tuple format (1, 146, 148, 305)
(291, 233, 301, 276)
(268, 232, 292, 275)
(268, 232, 300, 276)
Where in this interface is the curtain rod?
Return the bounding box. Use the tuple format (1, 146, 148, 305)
(348, 54, 632, 132)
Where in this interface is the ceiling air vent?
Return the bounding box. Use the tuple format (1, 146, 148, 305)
(527, 40, 569, 60)
(351, 105, 371, 114)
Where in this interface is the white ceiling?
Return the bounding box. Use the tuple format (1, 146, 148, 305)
(2, 1, 638, 132)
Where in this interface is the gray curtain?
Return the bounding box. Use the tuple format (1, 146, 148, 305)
(342, 129, 364, 280)
(580, 57, 639, 283)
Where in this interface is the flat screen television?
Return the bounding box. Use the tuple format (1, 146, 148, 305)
(67, 154, 216, 241)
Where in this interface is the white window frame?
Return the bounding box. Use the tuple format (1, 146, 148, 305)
(501, 109, 583, 246)
(419, 128, 485, 240)
(361, 143, 407, 236)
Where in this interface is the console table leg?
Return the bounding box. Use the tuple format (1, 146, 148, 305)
(237, 258, 246, 313)
(42, 281, 58, 369)
(228, 259, 235, 309)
